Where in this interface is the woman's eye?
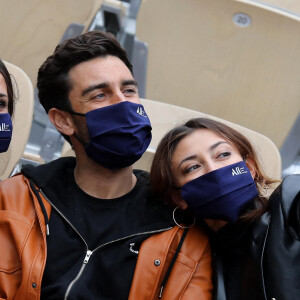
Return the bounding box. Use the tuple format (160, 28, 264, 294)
(184, 164, 200, 174)
(217, 151, 231, 159)
(0, 99, 7, 108)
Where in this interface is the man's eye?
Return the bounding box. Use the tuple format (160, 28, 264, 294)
(93, 93, 105, 99)
(124, 88, 137, 94)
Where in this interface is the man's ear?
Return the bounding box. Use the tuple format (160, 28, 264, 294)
(48, 108, 75, 136)
(171, 190, 188, 210)
(245, 158, 256, 179)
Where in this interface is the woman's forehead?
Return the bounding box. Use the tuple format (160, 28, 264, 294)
(0, 73, 8, 95)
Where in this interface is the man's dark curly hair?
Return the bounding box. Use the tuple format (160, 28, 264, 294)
(37, 30, 133, 114)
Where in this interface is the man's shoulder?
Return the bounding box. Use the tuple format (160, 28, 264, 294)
(21, 157, 76, 188)
(0, 173, 28, 191)
(0, 174, 33, 214)
(131, 168, 173, 226)
(133, 168, 149, 182)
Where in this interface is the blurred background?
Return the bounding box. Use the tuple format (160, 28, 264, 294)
(0, 0, 299, 178)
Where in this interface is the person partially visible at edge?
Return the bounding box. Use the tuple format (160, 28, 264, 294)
(0, 59, 15, 153)
(150, 117, 300, 300)
(0, 32, 212, 300)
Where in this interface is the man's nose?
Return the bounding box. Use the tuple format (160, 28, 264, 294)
(111, 90, 126, 104)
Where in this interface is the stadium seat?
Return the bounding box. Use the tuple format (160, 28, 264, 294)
(0, 61, 34, 179)
(136, 0, 300, 148)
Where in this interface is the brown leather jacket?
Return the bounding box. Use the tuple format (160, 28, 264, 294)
(0, 174, 212, 300)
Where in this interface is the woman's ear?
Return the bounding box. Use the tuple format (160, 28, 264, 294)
(245, 158, 256, 179)
(48, 108, 75, 137)
(171, 190, 188, 210)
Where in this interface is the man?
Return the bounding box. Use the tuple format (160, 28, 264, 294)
(0, 31, 212, 299)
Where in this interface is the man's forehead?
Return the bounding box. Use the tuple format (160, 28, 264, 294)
(68, 56, 133, 88)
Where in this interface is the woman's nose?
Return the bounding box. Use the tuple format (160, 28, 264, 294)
(205, 161, 218, 174)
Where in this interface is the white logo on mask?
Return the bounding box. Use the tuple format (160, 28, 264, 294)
(232, 166, 247, 176)
(136, 107, 147, 118)
(0, 123, 10, 132)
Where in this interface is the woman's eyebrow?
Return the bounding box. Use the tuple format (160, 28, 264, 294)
(177, 141, 229, 169)
(209, 141, 228, 152)
(178, 155, 198, 169)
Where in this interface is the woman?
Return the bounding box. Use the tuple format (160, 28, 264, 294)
(0, 59, 14, 152)
(150, 117, 300, 300)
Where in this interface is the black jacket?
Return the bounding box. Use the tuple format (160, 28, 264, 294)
(212, 174, 300, 300)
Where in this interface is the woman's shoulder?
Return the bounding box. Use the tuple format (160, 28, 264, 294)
(269, 174, 300, 209)
(268, 174, 300, 238)
(180, 225, 211, 259)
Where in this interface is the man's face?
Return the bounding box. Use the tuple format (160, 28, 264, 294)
(67, 55, 140, 143)
(68, 55, 140, 113)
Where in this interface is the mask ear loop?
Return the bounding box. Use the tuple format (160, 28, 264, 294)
(173, 206, 196, 229)
(64, 109, 85, 117)
(73, 132, 88, 146)
(66, 110, 88, 146)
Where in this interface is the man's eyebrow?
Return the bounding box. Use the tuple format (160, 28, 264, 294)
(0, 93, 8, 98)
(81, 83, 109, 97)
(81, 80, 138, 97)
(122, 79, 138, 87)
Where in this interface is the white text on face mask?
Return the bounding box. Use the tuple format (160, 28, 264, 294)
(232, 166, 247, 176)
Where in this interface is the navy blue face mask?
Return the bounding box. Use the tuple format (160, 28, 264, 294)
(71, 101, 152, 169)
(180, 161, 258, 223)
(0, 113, 12, 153)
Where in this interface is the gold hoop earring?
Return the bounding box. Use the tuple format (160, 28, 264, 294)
(259, 185, 269, 198)
(173, 206, 196, 229)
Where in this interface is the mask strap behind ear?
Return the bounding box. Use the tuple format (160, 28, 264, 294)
(64, 109, 85, 117)
(73, 132, 88, 147)
(61, 109, 86, 144)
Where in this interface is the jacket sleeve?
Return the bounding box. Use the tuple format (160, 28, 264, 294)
(128, 226, 213, 300)
(278, 174, 300, 239)
(161, 226, 213, 300)
(0, 176, 30, 300)
(0, 175, 49, 300)
(182, 242, 213, 300)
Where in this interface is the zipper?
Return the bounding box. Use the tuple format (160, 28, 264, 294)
(40, 189, 173, 300)
(40, 190, 88, 248)
(64, 250, 92, 300)
(259, 217, 270, 300)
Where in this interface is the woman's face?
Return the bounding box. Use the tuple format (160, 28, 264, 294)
(171, 128, 243, 188)
(171, 128, 254, 231)
(0, 73, 9, 114)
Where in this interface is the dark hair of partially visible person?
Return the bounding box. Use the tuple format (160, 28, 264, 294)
(37, 30, 133, 143)
(150, 117, 279, 222)
(0, 59, 16, 116)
